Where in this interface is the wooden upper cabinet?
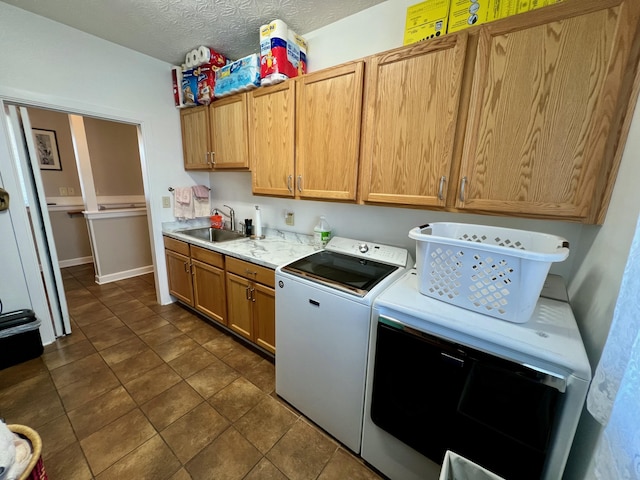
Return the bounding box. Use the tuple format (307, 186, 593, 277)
(209, 93, 250, 170)
(296, 62, 364, 201)
(359, 34, 468, 207)
(457, 0, 634, 221)
(249, 82, 296, 196)
(180, 106, 211, 170)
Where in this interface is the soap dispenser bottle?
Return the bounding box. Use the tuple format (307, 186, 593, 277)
(314, 215, 332, 247)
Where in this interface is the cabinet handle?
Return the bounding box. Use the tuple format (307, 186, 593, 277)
(245, 286, 251, 300)
(438, 176, 446, 201)
(210, 151, 216, 166)
(459, 176, 467, 203)
(184, 261, 189, 273)
(205, 152, 210, 166)
(287, 175, 293, 194)
(297, 175, 303, 193)
(244, 268, 257, 276)
(250, 287, 256, 302)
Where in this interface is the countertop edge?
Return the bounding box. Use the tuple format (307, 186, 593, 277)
(162, 227, 319, 270)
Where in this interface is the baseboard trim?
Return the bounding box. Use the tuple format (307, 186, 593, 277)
(58, 256, 94, 268)
(95, 265, 154, 285)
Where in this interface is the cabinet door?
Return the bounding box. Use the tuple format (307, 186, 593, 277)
(457, 3, 627, 221)
(249, 82, 296, 196)
(165, 250, 193, 306)
(210, 93, 250, 170)
(226, 272, 253, 341)
(296, 62, 364, 201)
(180, 106, 212, 170)
(360, 34, 467, 207)
(252, 282, 275, 354)
(192, 259, 227, 325)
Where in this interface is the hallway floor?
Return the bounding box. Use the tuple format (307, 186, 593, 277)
(0, 264, 383, 479)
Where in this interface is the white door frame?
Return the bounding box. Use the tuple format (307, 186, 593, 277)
(0, 90, 162, 341)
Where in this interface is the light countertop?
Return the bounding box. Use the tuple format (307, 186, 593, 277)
(162, 222, 319, 269)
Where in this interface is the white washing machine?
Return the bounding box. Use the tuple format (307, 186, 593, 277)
(275, 237, 411, 453)
(362, 270, 591, 480)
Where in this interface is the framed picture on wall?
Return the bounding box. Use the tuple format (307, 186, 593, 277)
(32, 129, 62, 171)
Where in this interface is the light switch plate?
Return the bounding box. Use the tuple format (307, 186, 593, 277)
(59, 187, 68, 196)
(162, 196, 171, 208)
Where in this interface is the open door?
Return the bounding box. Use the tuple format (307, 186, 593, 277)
(6, 105, 71, 336)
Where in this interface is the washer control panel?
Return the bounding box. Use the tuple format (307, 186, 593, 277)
(326, 236, 409, 267)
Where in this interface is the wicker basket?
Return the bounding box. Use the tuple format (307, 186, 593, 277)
(8, 424, 47, 480)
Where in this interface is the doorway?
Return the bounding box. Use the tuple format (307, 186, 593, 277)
(4, 103, 156, 341)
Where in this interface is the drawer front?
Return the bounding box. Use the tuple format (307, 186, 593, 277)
(163, 236, 190, 256)
(226, 256, 275, 288)
(190, 245, 224, 268)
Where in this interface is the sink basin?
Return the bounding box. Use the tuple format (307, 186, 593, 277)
(180, 227, 245, 243)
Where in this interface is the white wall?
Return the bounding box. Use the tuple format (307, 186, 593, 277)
(562, 91, 640, 480)
(0, 1, 204, 305)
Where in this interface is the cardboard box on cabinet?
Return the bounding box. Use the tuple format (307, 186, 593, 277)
(403, 0, 451, 45)
(447, 0, 564, 33)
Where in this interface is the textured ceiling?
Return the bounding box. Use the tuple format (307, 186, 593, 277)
(2, 0, 386, 65)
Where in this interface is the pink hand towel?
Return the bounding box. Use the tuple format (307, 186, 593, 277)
(174, 187, 192, 205)
(173, 187, 194, 219)
(192, 185, 210, 199)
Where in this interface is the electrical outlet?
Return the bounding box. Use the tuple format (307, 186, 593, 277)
(67, 187, 75, 195)
(59, 187, 68, 196)
(285, 211, 294, 226)
(162, 196, 171, 208)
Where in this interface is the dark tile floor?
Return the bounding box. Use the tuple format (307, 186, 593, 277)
(0, 264, 383, 480)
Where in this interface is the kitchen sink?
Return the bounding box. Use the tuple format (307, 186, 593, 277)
(179, 227, 245, 243)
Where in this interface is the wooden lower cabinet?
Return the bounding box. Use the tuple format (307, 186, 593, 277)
(226, 273, 255, 339)
(252, 282, 276, 354)
(164, 238, 194, 306)
(164, 236, 275, 353)
(164, 238, 227, 326)
(225, 257, 276, 354)
(191, 245, 226, 325)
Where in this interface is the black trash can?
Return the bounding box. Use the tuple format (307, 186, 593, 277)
(0, 309, 44, 370)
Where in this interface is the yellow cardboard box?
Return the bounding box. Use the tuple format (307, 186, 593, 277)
(403, 0, 451, 45)
(448, 0, 563, 33)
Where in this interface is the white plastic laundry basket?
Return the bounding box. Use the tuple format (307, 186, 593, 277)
(409, 223, 569, 323)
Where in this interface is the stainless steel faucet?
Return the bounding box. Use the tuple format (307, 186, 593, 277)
(215, 205, 236, 232)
